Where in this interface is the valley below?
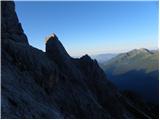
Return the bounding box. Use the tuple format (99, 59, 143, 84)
(96, 48, 159, 118)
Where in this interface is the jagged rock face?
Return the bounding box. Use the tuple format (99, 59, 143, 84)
(45, 33, 71, 64)
(1, 1, 28, 44)
(1, 1, 152, 119)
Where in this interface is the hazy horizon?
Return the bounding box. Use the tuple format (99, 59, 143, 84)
(15, 1, 158, 56)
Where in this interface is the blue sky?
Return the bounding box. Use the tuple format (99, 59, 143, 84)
(15, 1, 158, 56)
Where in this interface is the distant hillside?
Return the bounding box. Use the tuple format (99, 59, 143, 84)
(91, 53, 117, 63)
(100, 48, 159, 104)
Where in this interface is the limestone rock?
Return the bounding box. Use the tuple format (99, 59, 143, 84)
(45, 33, 71, 64)
(1, 1, 152, 119)
(1, 1, 28, 44)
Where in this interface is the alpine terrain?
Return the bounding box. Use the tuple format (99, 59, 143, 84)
(1, 1, 157, 119)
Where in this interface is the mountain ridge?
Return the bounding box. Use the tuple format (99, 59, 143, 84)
(100, 48, 159, 105)
(1, 1, 155, 118)
(101, 48, 158, 74)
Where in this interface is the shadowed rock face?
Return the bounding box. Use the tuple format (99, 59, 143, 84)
(1, 1, 153, 119)
(1, 1, 28, 44)
(45, 33, 71, 64)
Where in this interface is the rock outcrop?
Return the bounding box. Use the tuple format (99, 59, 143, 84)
(45, 33, 71, 64)
(1, 1, 153, 119)
(1, 1, 28, 44)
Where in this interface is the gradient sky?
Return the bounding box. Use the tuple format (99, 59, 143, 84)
(15, 1, 158, 56)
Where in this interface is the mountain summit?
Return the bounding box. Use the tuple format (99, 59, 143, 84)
(45, 33, 57, 42)
(102, 48, 158, 74)
(45, 33, 71, 64)
(1, 1, 153, 119)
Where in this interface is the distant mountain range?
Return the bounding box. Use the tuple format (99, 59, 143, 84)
(91, 53, 117, 63)
(100, 48, 159, 104)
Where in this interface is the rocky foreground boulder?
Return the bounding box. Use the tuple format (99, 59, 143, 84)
(1, 1, 153, 118)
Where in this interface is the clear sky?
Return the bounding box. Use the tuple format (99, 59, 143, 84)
(15, 1, 158, 56)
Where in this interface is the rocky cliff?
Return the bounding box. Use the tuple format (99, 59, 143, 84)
(1, 1, 152, 118)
